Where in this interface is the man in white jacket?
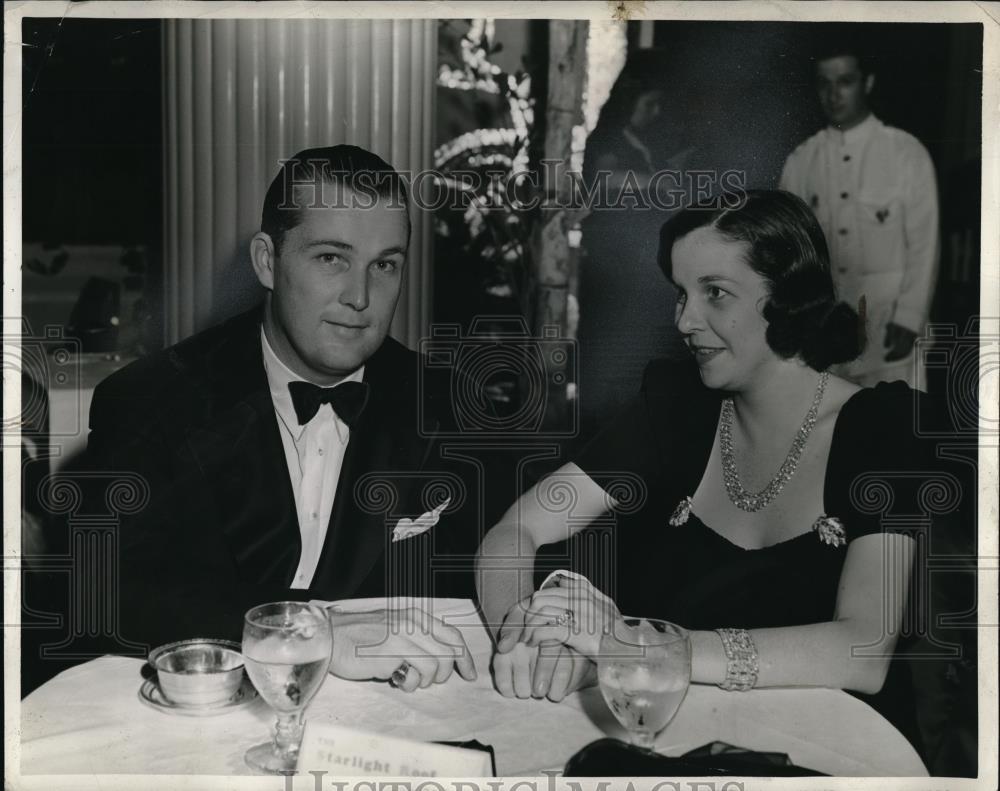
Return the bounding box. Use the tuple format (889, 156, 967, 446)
(780, 41, 939, 388)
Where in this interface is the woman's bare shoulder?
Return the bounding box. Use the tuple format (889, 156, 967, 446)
(822, 374, 863, 420)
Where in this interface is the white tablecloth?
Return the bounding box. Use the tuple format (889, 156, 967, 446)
(17, 599, 927, 779)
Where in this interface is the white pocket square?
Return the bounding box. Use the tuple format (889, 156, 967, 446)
(391, 497, 451, 543)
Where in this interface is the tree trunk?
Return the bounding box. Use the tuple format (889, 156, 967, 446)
(531, 19, 587, 432)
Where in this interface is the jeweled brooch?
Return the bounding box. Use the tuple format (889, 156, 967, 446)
(813, 515, 847, 547)
(669, 496, 693, 527)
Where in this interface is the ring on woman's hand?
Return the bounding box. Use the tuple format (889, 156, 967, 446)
(389, 661, 411, 687)
(554, 609, 574, 627)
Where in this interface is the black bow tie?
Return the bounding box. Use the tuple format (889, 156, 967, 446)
(287, 380, 370, 427)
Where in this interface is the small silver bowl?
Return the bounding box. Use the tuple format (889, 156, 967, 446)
(148, 638, 245, 707)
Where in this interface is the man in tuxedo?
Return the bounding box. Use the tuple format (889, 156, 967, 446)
(74, 145, 480, 689)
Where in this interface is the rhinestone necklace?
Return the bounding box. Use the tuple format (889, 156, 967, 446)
(719, 371, 829, 513)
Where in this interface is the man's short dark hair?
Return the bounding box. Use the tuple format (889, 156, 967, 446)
(260, 144, 409, 253)
(812, 28, 876, 77)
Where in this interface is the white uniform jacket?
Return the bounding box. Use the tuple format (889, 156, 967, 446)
(780, 114, 939, 386)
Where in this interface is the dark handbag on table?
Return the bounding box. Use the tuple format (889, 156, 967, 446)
(564, 738, 828, 776)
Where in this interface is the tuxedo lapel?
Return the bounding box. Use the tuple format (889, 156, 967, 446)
(311, 400, 398, 598)
(181, 310, 301, 585)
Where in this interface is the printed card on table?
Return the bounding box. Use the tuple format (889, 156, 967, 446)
(297, 722, 494, 777)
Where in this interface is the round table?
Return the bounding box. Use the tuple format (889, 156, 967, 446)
(17, 599, 927, 780)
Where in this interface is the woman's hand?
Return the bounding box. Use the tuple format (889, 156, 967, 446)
(515, 575, 622, 659)
(329, 607, 477, 692)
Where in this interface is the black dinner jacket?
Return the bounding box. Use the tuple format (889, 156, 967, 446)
(81, 307, 480, 649)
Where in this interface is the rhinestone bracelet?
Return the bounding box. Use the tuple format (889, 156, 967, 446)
(715, 628, 759, 691)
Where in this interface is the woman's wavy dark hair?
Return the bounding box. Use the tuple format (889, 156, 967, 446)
(657, 189, 865, 371)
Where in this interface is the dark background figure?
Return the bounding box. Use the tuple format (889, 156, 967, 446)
(575, 52, 690, 442)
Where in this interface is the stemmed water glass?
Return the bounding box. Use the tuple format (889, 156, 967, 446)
(242, 602, 333, 775)
(597, 617, 691, 750)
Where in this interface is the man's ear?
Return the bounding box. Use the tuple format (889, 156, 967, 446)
(250, 232, 277, 291)
(864, 73, 875, 96)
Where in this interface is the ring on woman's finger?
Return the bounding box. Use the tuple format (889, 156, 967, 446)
(389, 661, 411, 688)
(553, 609, 574, 627)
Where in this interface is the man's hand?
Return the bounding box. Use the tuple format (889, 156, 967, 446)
(529, 643, 596, 701)
(884, 322, 917, 362)
(492, 596, 539, 698)
(491, 639, 595, 700)
(329, 607, 476, 692)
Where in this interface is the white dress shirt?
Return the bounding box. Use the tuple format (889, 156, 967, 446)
(261, 329, 364, 589)
(780, 114, 939, 386)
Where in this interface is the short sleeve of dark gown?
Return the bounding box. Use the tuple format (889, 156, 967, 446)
(825, 381, 974, 759)
(826, 380, 951, 542)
